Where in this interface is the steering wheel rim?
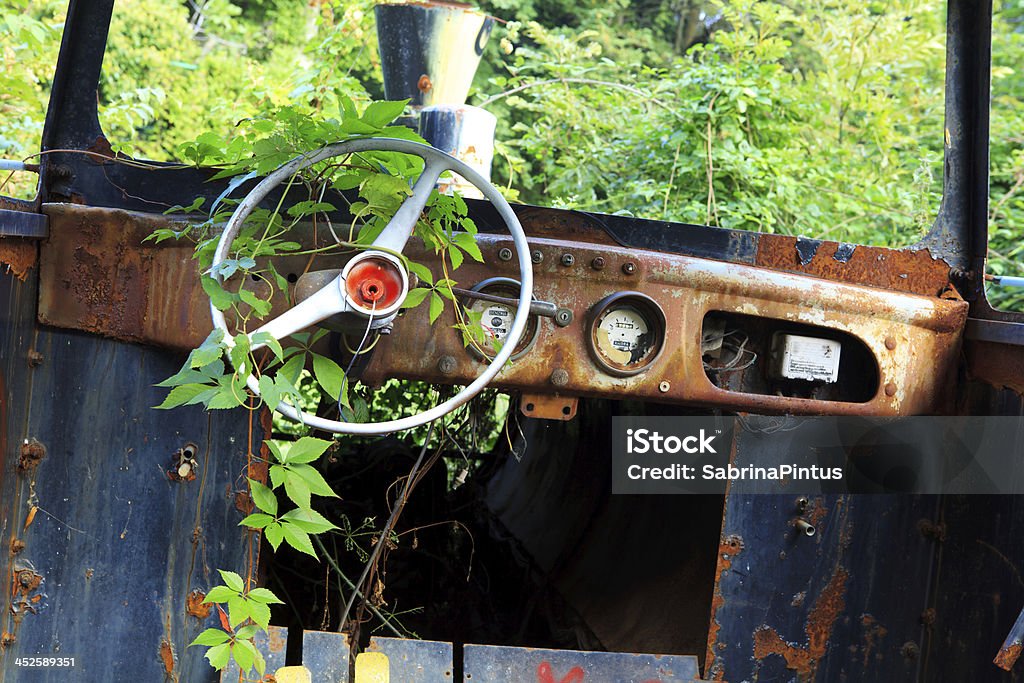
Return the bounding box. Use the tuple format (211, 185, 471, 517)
(209, 137, 534, 435)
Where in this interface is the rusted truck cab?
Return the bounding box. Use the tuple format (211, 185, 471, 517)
(1, 1, 1023, 681)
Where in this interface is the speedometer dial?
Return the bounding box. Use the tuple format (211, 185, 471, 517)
(588, 292, 666, 376)
(463, 278, 539, 362)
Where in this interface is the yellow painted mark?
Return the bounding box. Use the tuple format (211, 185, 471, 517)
(355, 652, 390, 682)
(274, 666, 312, 683)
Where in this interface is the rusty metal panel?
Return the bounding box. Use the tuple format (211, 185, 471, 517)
(0, 260, 262, 681)
(463, 643, 702, 682)
(302, 630, 351, 683)
(39, 205, 967, 418)
(221, 625, 288, 682)
(703, 424, 943, 682)
(367, 636, 453, 680)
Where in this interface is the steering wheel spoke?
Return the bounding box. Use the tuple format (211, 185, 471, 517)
(251, 275, 348, 344)
(370, 159, 447, 254)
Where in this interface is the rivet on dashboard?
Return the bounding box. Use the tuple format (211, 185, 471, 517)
(591, 256, 605, 270)
(658, 380, 671, 393)
(884, 382, 897, 397)
(550, 368, 569, 387)
(438, 355, 457, 375)
(885, 336, 897, 350)
(531, 250, 544, 264)
(498, 247, 513, 262)
(622, 262, 637, 275)
(560, 253, 575, 267)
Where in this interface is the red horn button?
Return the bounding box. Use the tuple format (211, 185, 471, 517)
(346, 257, 405, 310)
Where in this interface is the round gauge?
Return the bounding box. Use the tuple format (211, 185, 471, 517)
(463, 277, 539, 362)
(587, 292, 666, 376)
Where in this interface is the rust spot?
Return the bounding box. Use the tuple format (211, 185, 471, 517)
(187, 589, 212, 619)
(752, 567, 850, 680)
(1, 632, 14, 648)
(860, 614, 888, 667)
(85, 568, 94, 580)
(235, 490, 255, 515)
(918, 519, 946, 542)
(0, 238, 37, 281)
(919, 607, 936, 626)
(966, 340, 1024, 396)
(18, 439, 45, 473)
(418, 74, 433, 93)
(995, 641, 1023, 671)
(269, 625, 288, 653)
(27, 349, 43, 367)
(159, 639, 175, 674)
(10, 538, 24, 556)
(705, 535, 744, 679)
(11, 565, 44, 621)
(756, 236, 952, 297)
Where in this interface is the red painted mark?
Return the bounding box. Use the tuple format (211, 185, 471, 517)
(537, 661, 585, 683)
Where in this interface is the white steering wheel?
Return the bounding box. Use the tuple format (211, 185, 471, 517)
(209, 138, 533, 435)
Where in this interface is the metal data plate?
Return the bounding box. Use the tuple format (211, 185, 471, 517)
(463, 644, 703, 683)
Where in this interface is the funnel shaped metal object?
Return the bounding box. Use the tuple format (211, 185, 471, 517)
(375, 1, 494, 107)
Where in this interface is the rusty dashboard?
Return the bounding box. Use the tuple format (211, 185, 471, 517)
(37, 202, 966, 418)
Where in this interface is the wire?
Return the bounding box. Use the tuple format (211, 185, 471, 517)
(337, 298, 377, 421)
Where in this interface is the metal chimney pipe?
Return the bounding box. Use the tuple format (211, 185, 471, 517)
(375, 2, 498, 197)
(375, 2, 494, 109)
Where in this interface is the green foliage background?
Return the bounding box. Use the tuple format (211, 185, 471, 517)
(0, 0, 1021, 309)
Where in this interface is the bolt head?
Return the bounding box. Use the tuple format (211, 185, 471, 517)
(550, 368, 569, 387)
(438, 355, 457, 375)
(591, 257, 606, 270)
(658, 380, 670, 393)
(531, 250, 544, 264)
(560, 253, 575, 267)
(622, 262, 637, 275)
(498, 247, 513, 262)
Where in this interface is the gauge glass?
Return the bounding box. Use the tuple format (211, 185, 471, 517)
(588, 293, 665, 376)
(463, 278, 538, 361)
(596, 306, 651, 365)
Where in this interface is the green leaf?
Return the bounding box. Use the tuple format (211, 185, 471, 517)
(247, 602, 272, 631)
(281, 522, 318, 558)
(269, 464, 286, 488)
(219, 570, 245, 593)
(289, 463, 338, 498)
(401, 287, 431, 309)
(284, 474, 312, 510)
(231, 636, 255, 673)
(361, 99, 409, 128)
(239, 513, 274, 529)
(258, 374, 282, 409)
(155, 366, 211, 388)
(281, 507, 338, 534)
(205, 643, 231, 670)
(429, 291, 444, 323)
(154, 383, 212, 409)
(264, 521, 284, 551)
(246, 587, 284, 605)
(205, 386, 245, 410)
(448, 243, 464, 269)
(239, 288, 272, 317)
(235, 625, 260, 640)
(189, 628, 230, 647)
(405, 260, 434, 285)
(312, 354, 345, 401)
(251, 332, 285, 362)
(204, 586, 237, 603)
(285, 437, 333, 464)
(453, 232, 484, 262)
(201, 276, 236, 311)
(279, 353, 305, 384)
(227, 595, 248, 629)
(247, 478, 278, 515)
